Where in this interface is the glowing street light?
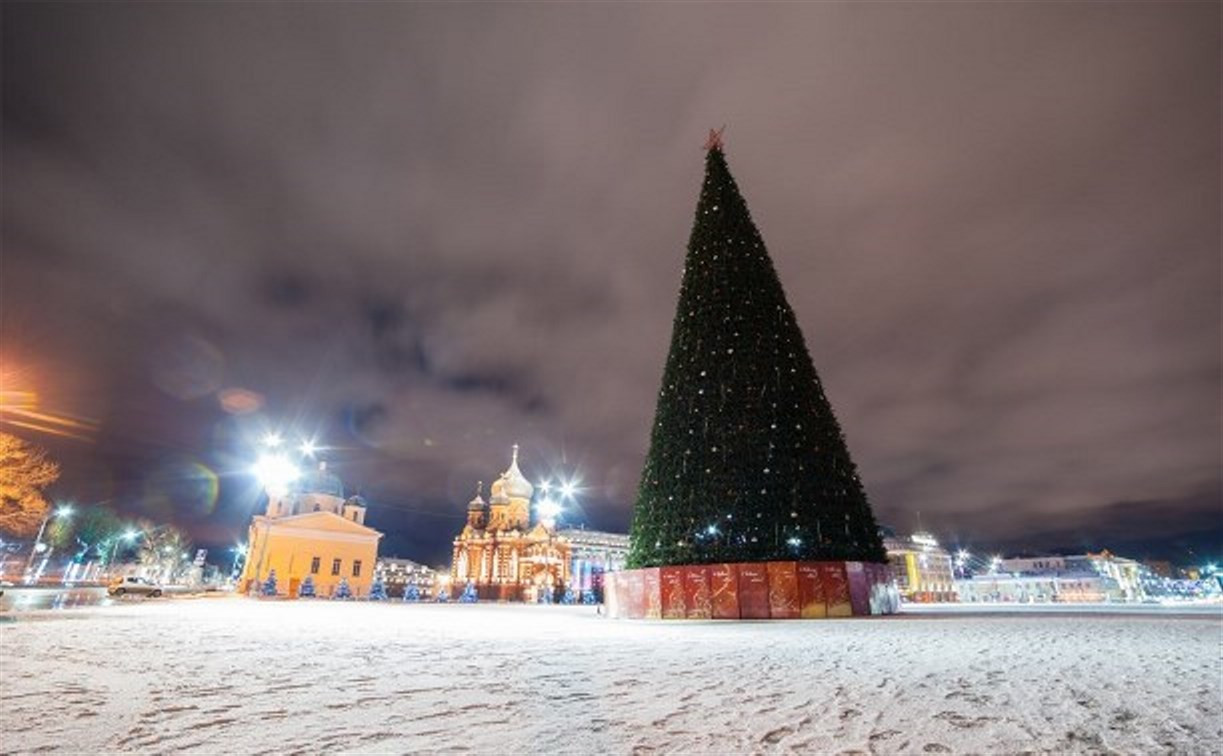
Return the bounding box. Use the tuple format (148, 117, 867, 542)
(299, 439, 317, 457)
(538, 480, 552, 494)
(560, 480, 578, 499)
(261, 432, 283, 448)
(108, 529, 139, 571)
(23, 503, 74, 582)
(537, 498, 562, 526)
(253, 453, 299, 497)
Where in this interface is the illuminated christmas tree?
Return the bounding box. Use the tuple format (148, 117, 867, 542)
(627, 132, 886, 568)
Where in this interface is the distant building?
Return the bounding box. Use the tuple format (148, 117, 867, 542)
(451, 445, 572, 601)
(958, 550, 1160, 603)
(957, 573, 1116, 603)
(882, 531, 957, 602)
(992, 550, 1149, 602)
(557, 527, 629, 600)
(375, 557, 439, 599)
(241, 462, 383, 598)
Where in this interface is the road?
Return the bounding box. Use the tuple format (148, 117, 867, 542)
(0, 585, 211, 613)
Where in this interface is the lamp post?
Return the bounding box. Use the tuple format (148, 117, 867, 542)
(23, 504, 73, 584)
(537, 496, 563, 597)
(108, 530, 139, 574)
(250, 436, 300, 587)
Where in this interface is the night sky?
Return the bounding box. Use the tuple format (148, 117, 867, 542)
(2, 4, 1219, 567)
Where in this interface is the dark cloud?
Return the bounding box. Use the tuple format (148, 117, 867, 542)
(2, 3, 1218, 566)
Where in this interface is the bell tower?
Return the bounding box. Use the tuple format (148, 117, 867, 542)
(467, 482, 488, 529)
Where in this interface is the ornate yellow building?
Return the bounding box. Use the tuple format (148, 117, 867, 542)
(241, 462, 383, 598)
(451, 445, 571, 601)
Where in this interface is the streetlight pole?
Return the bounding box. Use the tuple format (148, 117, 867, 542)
(108, 530, 139, 575)
(23, 504, 72, 583)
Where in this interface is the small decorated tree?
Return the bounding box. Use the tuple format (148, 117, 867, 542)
(459, 581, 478, 603)
(435, 584, 450, 603)
(581, 589, 597, 605)
(368, 574, 388, 601)
(298, 574, 316, 598)
(262, 569, 278, 597)
(560, 586, 576, 605)
(332, 577, 352, 600)
(403, 584, 421, 602)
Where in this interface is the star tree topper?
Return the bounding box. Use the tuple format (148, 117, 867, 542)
(703, 126, 726, 151)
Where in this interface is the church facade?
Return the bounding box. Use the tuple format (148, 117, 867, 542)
(451, 445, 571, 601)
(241, 462, 383, 598)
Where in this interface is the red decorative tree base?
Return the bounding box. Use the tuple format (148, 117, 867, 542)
(604, 561, 898, 619)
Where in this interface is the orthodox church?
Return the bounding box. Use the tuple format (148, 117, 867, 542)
(451, 445, 571, 601)
(241, 461, 383, 598)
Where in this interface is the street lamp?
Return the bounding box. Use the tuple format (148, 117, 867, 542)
(250, 446, 300, 588)
(537, 497, 563, 596)
(108, 529, 139, 573)
(253, 453, 298, 498)
(538, 497, 562, 527)
(23, 504, 73, 583)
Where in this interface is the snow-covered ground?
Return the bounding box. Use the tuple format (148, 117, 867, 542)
(1, 599, 1219, 754)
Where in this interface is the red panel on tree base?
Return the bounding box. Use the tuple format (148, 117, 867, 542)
(683, 566, 712, 619)
(660, 567, 687, 619)
(603, 572, 620, 617)
(737, 563, 770, 619)
(797, 562, 828, 618)
(767, 561, 799, 619)
(709, 563, 740, 619)
(819, 562, 852, 617)
(605, 562, 895, 620)
(642, 567, 662, 619)
(626, 569, 646, 618)
(847, 561, 871, 616)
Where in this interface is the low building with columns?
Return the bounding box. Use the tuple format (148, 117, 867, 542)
(241, 462, 383, 598)
(451, 445, 571, 601)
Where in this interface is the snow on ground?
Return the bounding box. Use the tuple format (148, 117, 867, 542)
(1, 599, 1220, 754)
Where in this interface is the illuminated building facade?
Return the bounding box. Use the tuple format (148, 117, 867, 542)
(241, 462, 383, 598)
(557, 527, 629, 600)
(984, 550, 1150, 602)
(882, 531, 957, 602)
(957, 573, 1115, 603)
(451, 446, 572, 601)
(375, 556, 439, 598)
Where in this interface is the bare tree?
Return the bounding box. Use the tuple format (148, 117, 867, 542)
(0, 432, 61, 537)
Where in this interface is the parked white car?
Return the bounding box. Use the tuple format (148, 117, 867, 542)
(107, 576, 163, 597)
